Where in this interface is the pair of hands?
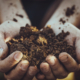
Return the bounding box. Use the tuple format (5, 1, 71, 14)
(0, 21, 80, 80)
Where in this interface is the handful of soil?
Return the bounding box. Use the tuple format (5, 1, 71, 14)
(7, 24, 77, 69)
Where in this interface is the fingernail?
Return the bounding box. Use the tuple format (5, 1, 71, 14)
(41, 63, 49, 72)
(14, 52, 23, 61)
(46, 56, 55, 65)
(21, 60, 29, 71)
(28, 66, 36, 76)
(0, 48, 3, 58)
(49, 58, 55, 65)
(60, 55, 68, 62)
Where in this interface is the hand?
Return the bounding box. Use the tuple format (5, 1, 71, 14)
(36, 23, 80, 80)
(0, 21, 38, 80)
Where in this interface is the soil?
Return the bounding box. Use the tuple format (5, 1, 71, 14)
(65, 5, 75, 17)
(59, 18, 66, 24)
(13, 18, 18, 22)
(7, 24, 77, 69)
(16, 14, 24, 18)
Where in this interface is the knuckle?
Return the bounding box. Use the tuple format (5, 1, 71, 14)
(56, 72, 68, 78)
(17, 67, 24, 76)
(52, 66, 58, 70)
(8, 75, 18, 80)
(61, 73, 68, 78)
(46, 75, 55, 80)
(18, 67, 23, 72)
(69, 66, 78, 71)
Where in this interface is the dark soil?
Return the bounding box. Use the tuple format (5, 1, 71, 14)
(65, 5, 75, 17)
(7, 24, 77, 69)
(59, 18, 66, 24)
(16, 14, 24, 18)
(13, 18, 18, 22)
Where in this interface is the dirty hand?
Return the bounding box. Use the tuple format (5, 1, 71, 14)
(37, 23, 80, 80)
(0, 21, 38, 80)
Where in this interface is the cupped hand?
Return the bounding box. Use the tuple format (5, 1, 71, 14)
(37, 23, 80, 80)
(0, 21, 38, 80)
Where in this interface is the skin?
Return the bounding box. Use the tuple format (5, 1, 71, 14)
(0, 21, 79, 80)
(0, 21, 38, 80)
(0, 21, 80, 80)
(37, 23, 80, 80)
(36, 53, 80, 80)
(0, 0, 80, 79)
(0, 0, 37, 79)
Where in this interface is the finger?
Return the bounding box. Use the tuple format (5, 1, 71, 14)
(40, 62, 56, 80)
(46, 55, 68, 78)
(59, 52, 79, 72)
(37, 74, 45, 80)
(0, 51, 23, 73)
(23, 66, 38, 80)
(4, 60, 29, 80)
(75, 37, 80, 63)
